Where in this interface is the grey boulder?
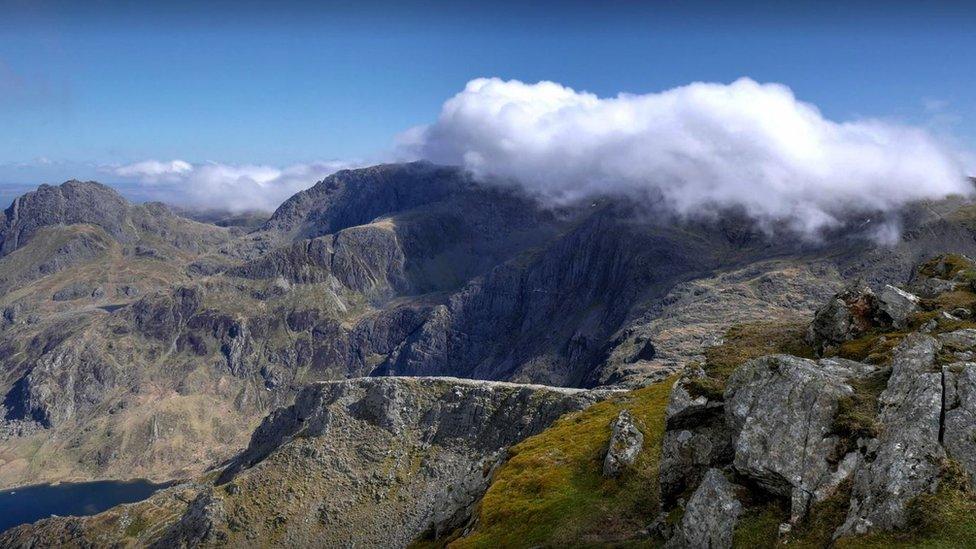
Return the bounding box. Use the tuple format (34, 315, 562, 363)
(725, 355, 866, 521)
(666, 469, 743, 549)
(660, 367, 732, 504)
(603, 409, 644, 477)
(837, 334, 945, 537)
(942, 363, 976, 488)
(876, 285, 920, 328)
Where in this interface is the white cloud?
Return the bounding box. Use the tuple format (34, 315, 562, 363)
(402, 77, 973, 237)
(109, 159, 355, 212)
(114, 159, 193, 180)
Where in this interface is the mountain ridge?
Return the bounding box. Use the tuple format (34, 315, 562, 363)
(0, 163, 975, 527)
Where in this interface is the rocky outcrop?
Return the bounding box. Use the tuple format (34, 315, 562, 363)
(603, 409, 643, 477)
(130, 286, 204, 342)
(726, 355, 873, 521)
(231, 227, 408, 298)
(907, 253, 976, 298)
(9, 338, 121, 427)
(807, 281, 878, 353)
(938, 328, 976, 352)
(838, 334, 945, 536)
(876, 284, 920, 327)
(154, 489, 228, 548)
(943, 363, 976, 489)
(215, 377, 603, 548)
(660, 367, 733, 504)
(666, 469, 743, 549)
(807, 281, 920, 353)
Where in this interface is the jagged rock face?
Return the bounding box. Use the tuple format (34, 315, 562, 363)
(232, 227, 409, 298)
(1, 377, 607, 548)
(15, 340, 122, 427)
(378, 207, 764, 387)
(838, 334, 946, 536)
(217, 377, 604, 549)
(725, 355, 872, 521)
(154, 489, 229, 548)
(603, 409, 643, 477)
(665, 468, 743, 549)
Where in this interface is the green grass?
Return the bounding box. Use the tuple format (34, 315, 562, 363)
(831, 368, 890, 456)
(682, 320, 815, 400)
(704, 321, 814, 381)
(786, 479, 854, 548)
(440, 378, 676, 548)
(732, 502, 784, 548)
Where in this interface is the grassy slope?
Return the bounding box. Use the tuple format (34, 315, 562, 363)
(440, 379, 675, 548)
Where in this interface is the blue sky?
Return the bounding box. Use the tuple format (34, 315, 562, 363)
(1, 1, 975, 208)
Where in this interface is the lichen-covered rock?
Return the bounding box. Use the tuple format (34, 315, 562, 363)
(876, 285, 919, 328)
(837, 334, 945, 537)
(939, 329, 976, 352)
(725, 354, 867, 521)
(907, 253, 976, 298)
(603, 409, 643, 477)
(664, 366, 723, 427)
(807, 282, 877, 353)
(665, 469, 743, 549)
(660, 368, 732, 504)
(942, 363, 976, 488)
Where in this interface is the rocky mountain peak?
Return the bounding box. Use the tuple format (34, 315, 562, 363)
(0, 179, 130, 256)
(263, 161, 473, 240)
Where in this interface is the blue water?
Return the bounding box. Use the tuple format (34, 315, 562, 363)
(0, 479, 170, 533)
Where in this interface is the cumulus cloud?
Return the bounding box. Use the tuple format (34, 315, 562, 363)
(108, 160, 355, 212)
(402, 77, 973, 237)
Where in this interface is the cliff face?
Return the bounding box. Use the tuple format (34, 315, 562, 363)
(0, 377, 607, 548)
